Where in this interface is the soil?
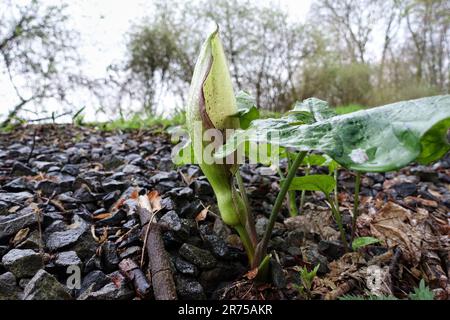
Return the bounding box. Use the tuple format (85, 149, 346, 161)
(0, 124, 448, 300)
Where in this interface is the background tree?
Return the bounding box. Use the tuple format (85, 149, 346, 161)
(0, 0, 84, 127)
(120, 0, 307, 113)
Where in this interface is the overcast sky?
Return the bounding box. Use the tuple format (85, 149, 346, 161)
(1, 0, 312, 121)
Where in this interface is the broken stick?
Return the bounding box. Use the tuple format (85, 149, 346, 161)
(137, 195, 177, 300)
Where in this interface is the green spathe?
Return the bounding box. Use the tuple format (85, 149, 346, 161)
(185, 27, 254, 263)
(216, 95, 450, 172)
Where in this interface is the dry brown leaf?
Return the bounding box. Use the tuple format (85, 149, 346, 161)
(8, 206, 20, 213)
(130, 189, 139, 200)
(369, 202, 435, 264)
(284, 209, 340, 241)
(147, 190, 162, 211)
(112, 198, 126, 211)
(91, 225, 108, 243)
(11, 228, 30, 246)
(195, 206, 210, 222)
(245, 268, 259, 280)
(404, 196, 438, 208)
(93, 213, 112, 220)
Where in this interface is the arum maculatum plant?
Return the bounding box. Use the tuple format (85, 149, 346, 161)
(175, 27, 450, 273)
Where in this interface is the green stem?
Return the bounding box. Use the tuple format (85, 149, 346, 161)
(235, 170, 257, 246)
(277, 165, 298, 217)
(334, 168, 339, 209)
(326, 195, 349, 251)
(253, 151, 307, 268)
(286, 151, 298, 217)
(235, 224, 255, 266)
(351, 171, 362, 241)
(299, 166, 310, 213)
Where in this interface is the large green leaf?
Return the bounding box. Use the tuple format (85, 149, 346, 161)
(288, 174, 336, 195)
(216, 95, 450, 172)
(290, 98, 337, 123)
(233, 90, 260, 129)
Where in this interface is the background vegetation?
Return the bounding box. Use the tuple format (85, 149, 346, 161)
(0, 0, 449, 126)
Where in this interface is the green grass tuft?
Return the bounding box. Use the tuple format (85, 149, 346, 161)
(334, 104, 365, 115)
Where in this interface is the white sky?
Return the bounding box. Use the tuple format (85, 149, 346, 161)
(0, 0, 312, 121)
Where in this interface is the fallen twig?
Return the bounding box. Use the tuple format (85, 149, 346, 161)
(137, 195, 177, 300)
(119, 258, 152, 299)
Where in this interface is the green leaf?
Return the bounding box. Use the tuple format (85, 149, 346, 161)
(409, 279, 434, 300)
(288, 174, 336, 195)
(216, 95, 450, 172)
(323, 154, 340, 172)
(233, 91, 260, 129)
(351, 237, 380, 251)
(301, 154, 327, 166)
(291, 98, 337, 122)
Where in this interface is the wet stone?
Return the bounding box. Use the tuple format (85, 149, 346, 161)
(168, 187, 194, 199)
(46, 221, 89, 251)
(179, 243, 216, 269)
(96, 210, 127, 227)
(4, 178, 33, 192)
(36, 178, 74, 196)
(23, 269, 71, 300)
(179, 199, 203, 219)
(73, 185, 96, 203)
(61, 164, 80, 176)
(77, 270, 110, 297)
(11, 162, 35, 176)
(102, 180, 127, 192)
(199, 262, 245, 294)
(54, 251, 82, 267)
(32, 161, 57, 172)
(203, 234, 230, 259)
(118, 246, 141, 260)
(0, 207, 38, 239)
(2, 249, 43, 278)
(174, 256, 199, 276)
(0, 191, 33, 203)
(0, 272, 20, 300)
(394, 183, 417, 197)
(101, 241, 120, 272)
(159, 210, 182, 232)
(318, 240, 345, 261)
(285, 230, 305, 248)
(0, 245, 8, 259)
(255, 216, 269, 239)
(16, 230, 42, 250)
(192, 180, 214, 196)
(122, 164, 141, 174)
(270, 258, 286, 289)
(160, 197, 176, 211)
(78, 271, 133, 300)
(176, 276, 206, 300)
(102, 155, 124, 170)
(301, 246, 329, 274)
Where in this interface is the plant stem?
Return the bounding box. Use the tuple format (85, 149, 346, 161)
(235, 170, 258, 246)
(334, 168, 339, 209)
(277, 165, 298, 217)
(299, 166, 310, 214)
(351, 171, 362, 241)
(253, 151, 307, 268)
(235, 224, 255, 266)
(286, 151, 299, 217)
(326, 195, 349, 251)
